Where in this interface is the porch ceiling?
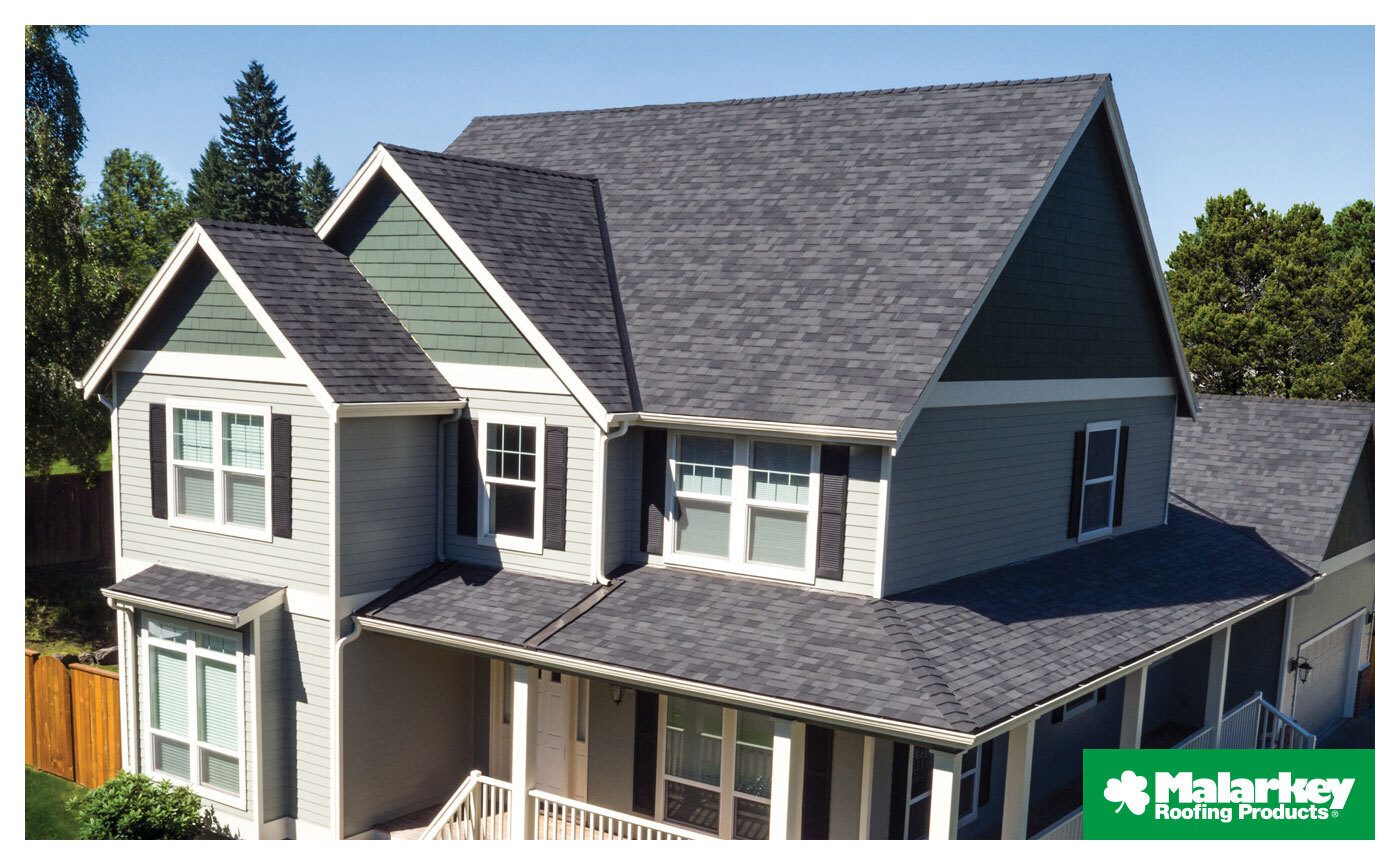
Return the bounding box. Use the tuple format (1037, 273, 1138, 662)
(356, 504, 1311, 736)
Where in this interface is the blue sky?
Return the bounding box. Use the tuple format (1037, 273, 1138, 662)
(67, 25, 1373, 258)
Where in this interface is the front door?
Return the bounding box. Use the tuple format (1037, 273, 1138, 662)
(535, 669, 569, 795)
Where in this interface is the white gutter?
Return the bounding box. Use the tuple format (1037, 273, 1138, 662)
(610, 412, 896, 446)
(591, 420, 632, 585)
(436, 408, 465, 562)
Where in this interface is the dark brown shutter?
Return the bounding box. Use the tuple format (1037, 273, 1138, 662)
(1112, 426, 1131, 527)
(816, 445, 850, 580)
(149, 404, 167, 519)
(632, 689, 659, 816)
(456, 419, 478, 536)
(801, 725, 835, 839)
(1066, 429, 1087, 538)
(887, 741, 909, 839)
(639, 428, 667, 555)
(271, 414, 293, 538)
(977, 741, 993, 808)
(543, 425, 568, 551)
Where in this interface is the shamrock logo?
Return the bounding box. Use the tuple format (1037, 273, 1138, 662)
(1103, 770, 1150, 815)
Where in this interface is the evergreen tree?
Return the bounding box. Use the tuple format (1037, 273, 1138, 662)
(299, 154, 338, 226)
(187, 139, 239, 221)
(219, 61, 304, 226)
(25, 25, 115, 479)
(85, 148, 189, 302)
(1166, 190, 1374, 401)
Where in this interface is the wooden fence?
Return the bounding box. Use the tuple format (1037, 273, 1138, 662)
(25, 472, 114, 567)
(25, 650, 122, 787)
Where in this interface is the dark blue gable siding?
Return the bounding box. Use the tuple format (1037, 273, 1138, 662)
(941, 109, 1176, 381)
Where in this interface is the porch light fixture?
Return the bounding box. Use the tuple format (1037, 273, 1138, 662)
(610, 684, 628, 706)
(1289, 656, 1314, 684)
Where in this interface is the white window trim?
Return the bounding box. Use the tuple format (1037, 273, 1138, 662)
(138, 614, 246, 810)
(166, 399, 273, 543)
(1061, 686, 1107, 721)
(1077, 419, 1122, 542)
(656, 695, 775, 840)
(663, 432, 820, 584)
(475, 412, 546, 555)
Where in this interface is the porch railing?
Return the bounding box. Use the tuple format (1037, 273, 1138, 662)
(531, 789, 709, 840)
(1174, 691, 1316, 750)
(423, 771, 512, 840)
(1033, 808, 1083, 840)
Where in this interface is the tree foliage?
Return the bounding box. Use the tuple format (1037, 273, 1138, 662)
(218, 60, 304, 226)
(25, 25, 114, 479)
(84, 148, 189, 303)
(300, 154, 338, 226)
(1166, 190, 1374, 401)
(187, 139, 239, 221)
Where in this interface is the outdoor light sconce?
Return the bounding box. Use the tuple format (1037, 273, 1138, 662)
(1289, 656, 1314, 683)
(611, 684, 628, 706)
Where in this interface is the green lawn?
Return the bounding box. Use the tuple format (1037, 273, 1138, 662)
(25, 446, 112, 477)
(25, 768, 85, 839)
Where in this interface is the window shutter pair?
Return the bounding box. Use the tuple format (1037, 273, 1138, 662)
(147, 403, 292, 536)
(455, 418, 568, 550)
(1065, 426, 1130, 538)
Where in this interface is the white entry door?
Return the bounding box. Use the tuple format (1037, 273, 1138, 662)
(1293, 617, 1358, 735)
(535, 670, 569, 795)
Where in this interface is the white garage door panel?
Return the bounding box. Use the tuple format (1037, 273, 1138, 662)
(1294, 623, 1353, 734)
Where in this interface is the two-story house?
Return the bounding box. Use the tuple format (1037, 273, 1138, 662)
(78, 73, 1372, 841)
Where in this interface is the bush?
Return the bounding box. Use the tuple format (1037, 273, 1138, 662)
(69, 771, 214, 839)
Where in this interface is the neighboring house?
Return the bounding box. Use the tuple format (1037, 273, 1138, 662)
(74, 74, 1367, 842)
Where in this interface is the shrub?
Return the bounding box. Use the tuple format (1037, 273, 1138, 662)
(69, 771, 213, 839)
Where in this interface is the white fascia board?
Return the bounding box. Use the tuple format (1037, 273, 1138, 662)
(336, 400, 464, 418)
(356, 615, 976, 751)
(115, 350, 305, 386)
(923, 377, 1178, 409)
(615, 412, 898, 446)
(100, 585, 284, 629)
(437, 361, 570, 396)
(79, 225, 203, 398)
(316, 146, 612, 431)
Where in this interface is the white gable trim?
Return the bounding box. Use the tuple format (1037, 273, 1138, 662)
(79, 225, 336, 412)
(115, 350, 304, 386)
(315, 146, 612, 430)
(925, 377, 1178, 409)
(895, 81, 1197, 448)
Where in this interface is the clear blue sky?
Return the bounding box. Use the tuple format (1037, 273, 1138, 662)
(68, 25, 1373, 259)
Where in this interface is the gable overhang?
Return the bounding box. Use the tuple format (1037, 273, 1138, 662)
(609, 410, 898, 446)
(895, 80, 1199, 448)
(77, 223, 338, 413)
(315, 145, 613, 431)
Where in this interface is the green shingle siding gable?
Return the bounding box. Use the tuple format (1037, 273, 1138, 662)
(328, 174, 544, 368)
(941, 110, 1176, 381)
(132, 251, 282, 357)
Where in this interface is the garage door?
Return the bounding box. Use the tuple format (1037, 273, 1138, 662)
(1293, 621, 1355, 735)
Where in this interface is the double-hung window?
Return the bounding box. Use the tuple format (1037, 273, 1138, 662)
(669, 434, 818, 581)
(169, 402, 271, 541)
(1078, 420, 1122, 541)
(142, 616, 244, 808)
(477, 415, 544, 553)
(661, 696, 775, 839)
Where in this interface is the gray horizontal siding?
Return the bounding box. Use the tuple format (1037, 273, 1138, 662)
(114, 372, 330, 595)
(444, 389, 596, 582)
(259, 608, 288, 822)
(339, 416, 439, 598)
(883, 396, 1175, 594)
(287, 613, 331, 828)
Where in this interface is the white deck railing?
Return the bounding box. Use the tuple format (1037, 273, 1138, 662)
(531, 789, 709, 840)
(1033, 808, 1083, 840)
(1175, 691, 1317, 751)
(423, 771, 512, 840)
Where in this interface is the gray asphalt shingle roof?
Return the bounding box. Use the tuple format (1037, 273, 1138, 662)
(105, 565, 282, 618)
(447, 75, 1111, 429)
(382, 146, 637, 413)
(359, 504, 1309, 734)
(1171, 394, 1374, 569)
(198, 221, 460, 405)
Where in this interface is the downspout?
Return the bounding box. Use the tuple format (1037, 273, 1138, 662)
(436, 408, 464, 562)
(592, 420, 632, 585)
(106, 597, 138, 772)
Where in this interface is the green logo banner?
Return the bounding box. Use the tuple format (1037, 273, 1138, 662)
(1082, 749, 1374, 839)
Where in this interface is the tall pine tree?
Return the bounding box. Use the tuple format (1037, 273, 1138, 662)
(187, 139, 239, 221)
(300, 155, 338, 226)
(219, 61, 304, 226)
(85, 148, 189, 302)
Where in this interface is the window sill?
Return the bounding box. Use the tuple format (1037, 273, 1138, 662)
(663, 552, 815, 585)
(168, 516, 273, 544)
(474, 533, 544, 556)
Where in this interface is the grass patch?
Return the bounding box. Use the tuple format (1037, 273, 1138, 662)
(26, 768, 86, 839)
(26, 446, 112, 478)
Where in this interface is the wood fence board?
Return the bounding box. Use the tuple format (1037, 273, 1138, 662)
(32, 655, 75, 780)
(24, 651, 36, 767)
(25, 472, 114, 567)
(25, 653, 121, 787)
(71, 665, 121, 787)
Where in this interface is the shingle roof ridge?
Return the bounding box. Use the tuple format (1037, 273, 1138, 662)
(467, 73, 1110, 123)
(1196, 393, 1375, 411)
(382, 142, 599, 183)
(872, 598, 972, 729)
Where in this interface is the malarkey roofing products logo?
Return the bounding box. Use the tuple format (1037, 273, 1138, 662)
(1082, 749, 1374, 839)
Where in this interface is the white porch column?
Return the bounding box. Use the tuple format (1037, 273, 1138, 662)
(509, 663, 538, 840)
(928, 750, 962, 840)
(769, 719, 805, 840)
(1000, 721, 1036, 839)
(857, 735, 875, 840)
(1204, 628, 1232, 747)
(1120, 667, 1148, 749)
